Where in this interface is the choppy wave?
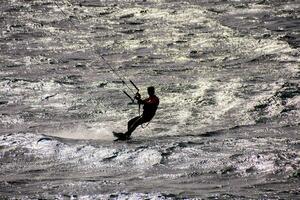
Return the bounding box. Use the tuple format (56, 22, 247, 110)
(0, 0, 299, 199)
(1, 124, 299, 199)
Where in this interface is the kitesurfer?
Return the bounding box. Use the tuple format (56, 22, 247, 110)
(123, 86, 159, 138)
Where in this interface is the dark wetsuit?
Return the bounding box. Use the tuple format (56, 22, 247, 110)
(125, 95, 159, 137)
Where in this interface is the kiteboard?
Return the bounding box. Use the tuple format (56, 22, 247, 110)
(113, 132, 131, 141)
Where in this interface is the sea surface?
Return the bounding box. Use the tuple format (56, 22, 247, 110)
(0, 0, 299, 199)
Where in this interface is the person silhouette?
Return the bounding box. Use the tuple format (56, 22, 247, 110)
(114, 86, 159, 140)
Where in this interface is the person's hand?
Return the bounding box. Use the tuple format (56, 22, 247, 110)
(134, 92, 141, 100)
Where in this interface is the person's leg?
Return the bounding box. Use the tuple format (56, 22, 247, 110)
(125, 116, 143, 137)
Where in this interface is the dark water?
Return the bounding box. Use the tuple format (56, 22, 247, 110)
(0, 0, 299, 199)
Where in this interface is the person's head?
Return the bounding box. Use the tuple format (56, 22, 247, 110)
(147, 86, 155, 96)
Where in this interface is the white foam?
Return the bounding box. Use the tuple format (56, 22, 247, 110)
(287, 95, 300, 109)
(134, 149, 162, 168)
(45, 124, 115, 141)
(0, 115, 24, 126)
